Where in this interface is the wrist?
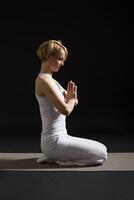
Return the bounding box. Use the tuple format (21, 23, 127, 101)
(67, 98, 75, 104)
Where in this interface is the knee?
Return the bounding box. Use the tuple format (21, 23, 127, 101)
(102, 150, 108, 161)
(99, 149, 108, 164)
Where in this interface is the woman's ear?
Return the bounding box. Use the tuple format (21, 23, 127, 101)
(46, 54, 50, 60)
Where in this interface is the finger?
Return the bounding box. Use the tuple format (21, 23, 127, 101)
(74, 85, 77, 93)
(68, 80, 73, 91)
(67, 80, 72, 91)
(69, 82, 72, 91)
(70, 82, 75, 92)
(70, 80, 75, 85)
(67, 82, 70, 91)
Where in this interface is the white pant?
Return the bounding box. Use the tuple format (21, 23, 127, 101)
(40, 133, 107, 166)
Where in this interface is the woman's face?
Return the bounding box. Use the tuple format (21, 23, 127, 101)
(47, 48, 66, 72)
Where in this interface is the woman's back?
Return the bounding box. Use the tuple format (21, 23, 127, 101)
(36, 74, 67, 138)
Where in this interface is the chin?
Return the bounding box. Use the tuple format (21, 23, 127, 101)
(55, 68, 60, 72)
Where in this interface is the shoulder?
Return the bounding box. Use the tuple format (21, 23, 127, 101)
(36, 75, 57, 93)
(36, 74, 52, 86)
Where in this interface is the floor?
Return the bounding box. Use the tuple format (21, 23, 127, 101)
(0, 171, 134, 200)
(0, 130, 134, 199)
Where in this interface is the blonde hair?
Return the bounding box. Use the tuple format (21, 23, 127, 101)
(36, 40, 68, 62)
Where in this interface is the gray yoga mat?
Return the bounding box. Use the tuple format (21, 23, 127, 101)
(0, 152, 134, 171)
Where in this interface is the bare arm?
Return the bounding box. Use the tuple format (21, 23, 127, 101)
(37, 76, 76, 116)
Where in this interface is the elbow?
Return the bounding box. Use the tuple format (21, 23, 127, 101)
(58, 102, 74, 116)
(62, 109, 71, 116)
(60, 106, 72, 116)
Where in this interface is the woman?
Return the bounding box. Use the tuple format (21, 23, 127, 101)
(35, 39, 107, 166)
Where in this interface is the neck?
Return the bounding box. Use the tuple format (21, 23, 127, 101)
(40, 62, 53, 78)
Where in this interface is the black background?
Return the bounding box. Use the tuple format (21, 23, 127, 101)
(0, 4, 134, 200)
(0, 2, 133, 136)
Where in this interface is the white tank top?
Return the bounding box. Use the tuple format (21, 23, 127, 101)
(36, 74, 67, 139)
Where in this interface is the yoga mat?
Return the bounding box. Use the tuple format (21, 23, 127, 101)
(0, 152, 134, 171)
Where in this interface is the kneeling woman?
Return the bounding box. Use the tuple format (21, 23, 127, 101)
(35, 39, 107, 166)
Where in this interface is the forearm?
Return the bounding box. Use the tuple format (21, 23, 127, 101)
(65, 99, 75, 115)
